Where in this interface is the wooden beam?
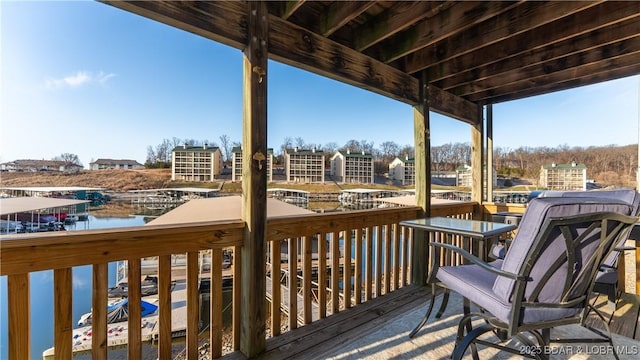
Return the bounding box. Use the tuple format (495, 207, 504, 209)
(403, 1, 600, 75)
(241, 1, 268, 357)
(471, 105, 483, 207)
(268, 13, 419, 105)
(486, 105, 493, 204)
(321, 1, 375, 37)
(434, 15, 640, 90)
(411, 74, 431, 286)
(373, 1, 519, 64)
(102, 1, 247, 49)
(103, 0, 479, 123)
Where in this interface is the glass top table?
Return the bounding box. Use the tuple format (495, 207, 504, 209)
(400, 217, 517, 240)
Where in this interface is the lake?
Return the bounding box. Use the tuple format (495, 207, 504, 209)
(0, 214, 148, 360)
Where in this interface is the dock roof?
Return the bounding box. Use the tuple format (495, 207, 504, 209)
(0, 197, 90, 217)
(146, 196, 313, 226)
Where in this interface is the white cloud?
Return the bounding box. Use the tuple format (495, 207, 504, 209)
(45, 70, 116, 89)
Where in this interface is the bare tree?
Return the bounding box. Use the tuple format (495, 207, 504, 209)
(53, 153, 82, 166)
(219, 134, 231, 162)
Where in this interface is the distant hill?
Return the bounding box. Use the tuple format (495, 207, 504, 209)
(0, 169, 172, 191)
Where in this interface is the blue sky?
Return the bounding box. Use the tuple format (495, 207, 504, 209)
(1, 1, 639, 168)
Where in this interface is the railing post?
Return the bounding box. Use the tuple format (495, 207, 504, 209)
(241, 1, 268, 356)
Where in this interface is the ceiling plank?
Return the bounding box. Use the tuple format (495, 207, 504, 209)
(469, 52, 640, 104)
(455, 37, 640, 97)
(402, 1, 601, 74)
(321, 1, 376, 37)
(372, 1, 523, 64)
(436, 17, 640, 91)
(277, 1, 307, 20)
(351, 1, 451, 51)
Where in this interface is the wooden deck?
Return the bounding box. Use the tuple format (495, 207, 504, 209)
(220, 285, 640, 360)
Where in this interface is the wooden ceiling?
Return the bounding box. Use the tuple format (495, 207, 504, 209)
(104, 1, 640, 125)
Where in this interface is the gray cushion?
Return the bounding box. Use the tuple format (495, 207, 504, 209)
(493, 196, 633, 303)
(437, 263, 579, 324)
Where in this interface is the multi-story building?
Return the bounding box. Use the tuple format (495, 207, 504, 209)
(171, 144, 223, 182)
(388, 156, 415, 185)
(285, 148, 325, 183)
(0, 159, 82, 172)
(231, 146, 274, 182)
(455, 164, 497, 188)
(330, 150, 374, 184)
(89, 159, 143, 170)
(539, 162, 587, 190)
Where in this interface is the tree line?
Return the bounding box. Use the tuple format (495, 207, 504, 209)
(145, 137, 638, 187)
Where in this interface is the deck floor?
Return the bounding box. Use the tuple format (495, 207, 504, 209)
(240, 285, 640, 360)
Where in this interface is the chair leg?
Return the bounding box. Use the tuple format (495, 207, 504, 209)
(435, 290, 450, 319)
(452, 323, 495, 360)
(409, 284, 441, 338)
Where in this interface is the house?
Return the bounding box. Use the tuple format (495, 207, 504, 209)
(231, 146, 274, 182)
(388, 156, 415, 185)
(330, 150, 374, 184)
(284, 148, 325, 183)
(89, 159, 144, 170)
(539, 162, 587, 191)
(171, 144, 223, 182)
(0, 159, 82, 172)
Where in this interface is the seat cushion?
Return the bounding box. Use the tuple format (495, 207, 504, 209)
(437, 263, 580, 324)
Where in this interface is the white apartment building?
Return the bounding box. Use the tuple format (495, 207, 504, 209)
(89, 159, 143, 170)
(330, 150, 374, 184)
(231, 146, 274, 182)
(539, 162, 587, 190)
(388, 156, 415, 185)
(171, 144, 223, 182)
(456, 164, 497, 188)
(285, 148, 325, 183)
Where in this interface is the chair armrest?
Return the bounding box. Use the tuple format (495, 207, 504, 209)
(428, 242, 526, 281)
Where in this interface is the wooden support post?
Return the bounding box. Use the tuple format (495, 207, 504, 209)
(471, 104, 484, 217)
(54, 268, 72, 360)
(241, 1, 268, 357)
(92, 263, 108, 360)
(486, 104, 494, 206)
(8, 274, 29, 360)
(412, 73, 431, 286)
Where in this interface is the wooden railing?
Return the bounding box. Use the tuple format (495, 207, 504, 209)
(0, 202, 478, 360)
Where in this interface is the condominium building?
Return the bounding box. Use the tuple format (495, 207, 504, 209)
(0, 159, 82, 172)
(388, 156, 415, 185)
(89, 159, 144, 170)
(285, 148, 325, 183)
(329, 150, 374, 184)
(539, 162, 587, 190)
(171, 144, 223, 182)
(231, 146, 274, 182)
(455, 164, 497, 188)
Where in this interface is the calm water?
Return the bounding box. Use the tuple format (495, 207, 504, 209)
(0, 214, 147, 360)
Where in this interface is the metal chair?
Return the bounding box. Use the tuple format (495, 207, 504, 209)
(425, 195, 638, 360)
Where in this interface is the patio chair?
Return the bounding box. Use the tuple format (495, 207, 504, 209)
(493, 189, 640, 311)
(427, 195, 638, 360)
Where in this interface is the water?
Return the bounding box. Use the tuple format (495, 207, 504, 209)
(0, 213, 147, 360)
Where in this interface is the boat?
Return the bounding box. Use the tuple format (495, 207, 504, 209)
(77, 298, 158, 327)
(108, 275, 158, 298)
